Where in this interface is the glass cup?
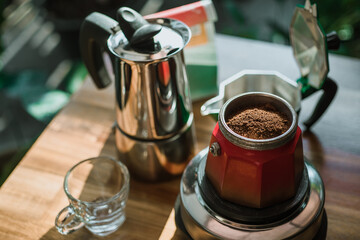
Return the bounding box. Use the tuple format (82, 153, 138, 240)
(55, 156, 130, 236)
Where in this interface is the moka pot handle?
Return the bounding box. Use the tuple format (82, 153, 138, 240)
(301, 77, 338, 129)
(79, 12, 118, 89)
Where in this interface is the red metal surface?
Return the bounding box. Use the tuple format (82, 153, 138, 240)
(205, 123, 304, 208)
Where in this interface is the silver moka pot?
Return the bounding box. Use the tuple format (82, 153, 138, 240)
(79, 7, 196, 181)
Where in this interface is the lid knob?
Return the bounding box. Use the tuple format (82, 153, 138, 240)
(117, 7, 162, 51)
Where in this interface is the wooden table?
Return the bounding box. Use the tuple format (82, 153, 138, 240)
(0, 34, 359, 239)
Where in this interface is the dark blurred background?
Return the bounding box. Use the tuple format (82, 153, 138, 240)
(0, 0, 359, 185)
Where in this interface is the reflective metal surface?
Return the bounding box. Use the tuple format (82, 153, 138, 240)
(180, 148, 325, 239)
(115, 120, 196, 181)
(290, 0, 329, 89)
(201, 70, 302, 121)
(218, 92, 298, 150)
(108, 18, 195, 180)
(109, 18, 191, 61)
(110, 18, 193, 140)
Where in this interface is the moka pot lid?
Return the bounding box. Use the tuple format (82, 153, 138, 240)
(290, 0, 329, 90)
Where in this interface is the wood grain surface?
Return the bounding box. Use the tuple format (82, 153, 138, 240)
(0, 35, 359, 239)
(0, 78, 215, 240)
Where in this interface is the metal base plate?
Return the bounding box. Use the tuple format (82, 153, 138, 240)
(174, 195, 327, 240)
(176, 148, 327, 240)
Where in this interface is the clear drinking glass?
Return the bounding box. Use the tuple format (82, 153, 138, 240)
(55, 156, 130, 236)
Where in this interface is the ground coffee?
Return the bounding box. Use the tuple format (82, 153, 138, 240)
(226, 103, 290, 139)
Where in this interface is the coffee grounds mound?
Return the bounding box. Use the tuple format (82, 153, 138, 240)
(226, 103, 291, 139)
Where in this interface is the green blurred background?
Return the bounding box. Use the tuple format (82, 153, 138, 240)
(0, 0, 359, 185)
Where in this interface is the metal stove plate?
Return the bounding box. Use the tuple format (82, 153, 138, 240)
(179, 148, 325, 240)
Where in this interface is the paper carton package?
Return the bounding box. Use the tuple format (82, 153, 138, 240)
(146, 0, 218, 100)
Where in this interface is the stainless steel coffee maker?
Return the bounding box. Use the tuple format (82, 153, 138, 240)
(79, 7, 196, 181)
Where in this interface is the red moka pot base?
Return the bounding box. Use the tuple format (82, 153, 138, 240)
(205, 123, 304, 208)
